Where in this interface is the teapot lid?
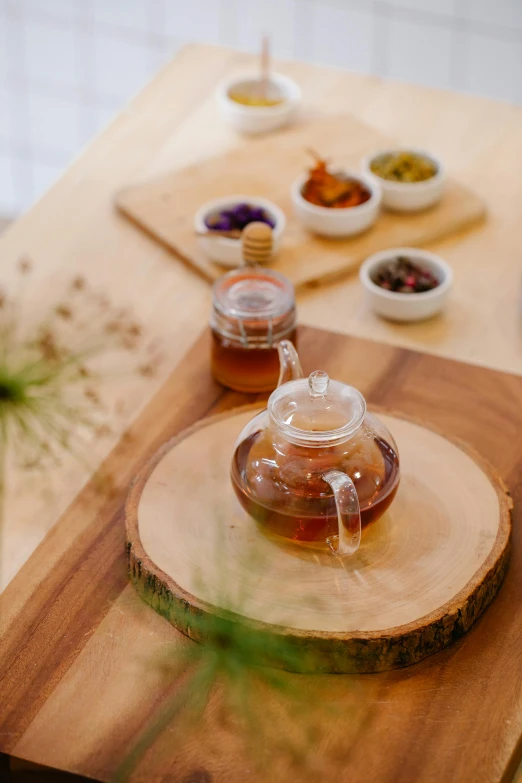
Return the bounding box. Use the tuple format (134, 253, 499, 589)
(268, 370, 366, 447)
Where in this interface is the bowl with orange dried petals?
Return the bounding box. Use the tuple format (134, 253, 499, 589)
(291, 154, 382, 237)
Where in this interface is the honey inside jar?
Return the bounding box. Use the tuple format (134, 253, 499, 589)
(210, 267, 296, 394)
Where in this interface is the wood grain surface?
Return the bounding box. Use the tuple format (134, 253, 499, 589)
(2, 325, 522, 783)
(126, 407, 511, 673)
(115, 114, 485, 287)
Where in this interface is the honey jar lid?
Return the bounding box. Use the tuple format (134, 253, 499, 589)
(212, 267, 295, 322)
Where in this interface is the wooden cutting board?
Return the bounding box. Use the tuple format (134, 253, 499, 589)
(127, 407, 510, 673)
(2, 326, 522, 783)
(115, 114, 486, 287)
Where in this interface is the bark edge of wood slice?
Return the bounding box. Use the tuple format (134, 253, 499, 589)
(125, 405, 513, 674)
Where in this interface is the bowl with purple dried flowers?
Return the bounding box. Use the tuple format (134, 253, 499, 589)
(195, 195, 286, 267)
(359, 247, 453, 322)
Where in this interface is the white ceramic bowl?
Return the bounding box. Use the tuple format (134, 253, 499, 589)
(361, 148, 445, 212)
(359, 247, 453, 322)
(291, 171, 381, 238)
(216, 72, 301, 135)
(194, 196, 286, 267)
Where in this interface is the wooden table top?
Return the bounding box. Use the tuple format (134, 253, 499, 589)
(1, 43, 522, 780)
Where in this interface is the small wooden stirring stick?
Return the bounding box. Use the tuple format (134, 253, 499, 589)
(260, 35, 270, 100)
(241, 222, 273, 266)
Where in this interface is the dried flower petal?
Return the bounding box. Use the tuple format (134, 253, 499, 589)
(55, 304, 73, 320)
(18, 257, 33, 274)
(373, 256, 439, 294)
(71, 276, 86, 291)
(302, 153, 371, 208)
(205, 203, 276, 232)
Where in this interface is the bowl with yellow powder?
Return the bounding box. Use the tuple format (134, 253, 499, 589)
(362, 148, 446, 212)
(217, 72, 301, 135)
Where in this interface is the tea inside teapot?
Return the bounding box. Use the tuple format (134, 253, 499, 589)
(230, 343, 400, 555)
(231, 417, 399, 544)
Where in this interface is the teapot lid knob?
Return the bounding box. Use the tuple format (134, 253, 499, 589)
(308, 370, 329, 397)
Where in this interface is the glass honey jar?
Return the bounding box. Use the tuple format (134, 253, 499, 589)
(210, 266, 297, 393)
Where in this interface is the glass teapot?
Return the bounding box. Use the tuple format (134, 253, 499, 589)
(231, 341, 400, 557)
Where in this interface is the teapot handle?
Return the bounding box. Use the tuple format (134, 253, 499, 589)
(323, 470, 361, 557)
(276, 340, 303, 386)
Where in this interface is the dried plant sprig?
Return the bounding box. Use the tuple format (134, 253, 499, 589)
(0, 259, 163, 578)
(0, 264, 141, 470)
(114, 538, 342, 782)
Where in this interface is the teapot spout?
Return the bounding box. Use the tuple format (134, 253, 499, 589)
(277, 340, 303, 386)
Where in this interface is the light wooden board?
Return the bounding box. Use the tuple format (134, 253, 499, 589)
(127, 407, 511, 673)
(115, 114, 486, 287)
(3, 326, 522, 783)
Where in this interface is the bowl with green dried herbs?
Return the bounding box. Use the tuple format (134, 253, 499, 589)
(359, 247, 453, 322)
(361, 148, 445, 212)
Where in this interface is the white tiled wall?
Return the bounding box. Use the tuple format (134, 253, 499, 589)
(0, 0, 521, 217)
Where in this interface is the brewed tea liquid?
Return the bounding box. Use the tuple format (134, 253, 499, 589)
(211, 328, 296, 393)
(231, 429, 399, 544)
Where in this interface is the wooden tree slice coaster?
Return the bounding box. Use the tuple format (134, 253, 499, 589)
(125, 407, 512, 673)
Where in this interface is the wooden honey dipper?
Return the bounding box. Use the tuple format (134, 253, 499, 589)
(241, 221, 273, 266)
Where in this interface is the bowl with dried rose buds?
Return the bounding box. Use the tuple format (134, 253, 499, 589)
(359, 247, 453, 322)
